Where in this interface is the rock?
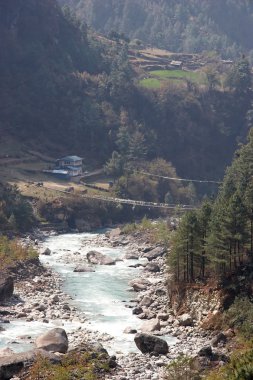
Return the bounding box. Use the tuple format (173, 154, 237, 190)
(123, 327, 137, 334)
(0, 276, 14, 303)
(132, 306, 143, 315)
(140, 296, 153, 307)
(142, 247, 166, 261)
(108, 355, 117, 368)
(73, 265, 95, 273)
(0, 349, 60, 380)
(178, 314, 193, 327)
(211, 332, 227, 347)
(87, 251, 116, 266)
(129, 278, 151, 291)
(157, 313, 169, 321)
(198, 346, 213, 357)
(134, 333, 168, 355)
(155, 288, 166, 296)
(35, 328, 68, 353)
(42, 248, 51, 256)
(124, 253, 139, 260)
(144, 263, 160, 273)
(109, 228, 122, 240)
(141, 318, 160, 333)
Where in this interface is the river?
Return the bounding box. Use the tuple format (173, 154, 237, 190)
(0, 231, 176, 354)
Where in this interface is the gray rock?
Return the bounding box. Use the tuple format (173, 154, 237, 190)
(198, 346, 213, 357)
(211, 332, 227, 347)
(134, 333, 168, 355)
(140, 296, 153, 307)
(141, 318, 160, 333)
(73, 265, 95, 273)
(35, 328, 68, 353)
(42, 248, 51, 256)
(145, 263, 160, 273)
(142, 247, 166, 261)
(0, 276, 14, 303)
(123, 327, 137, 334)
(87, 251, 116, 265)
(124, 253, 139, 260)
(129, 278, 151, 291)
(132, 307, 143, 315)
(178, 314, 193, 327)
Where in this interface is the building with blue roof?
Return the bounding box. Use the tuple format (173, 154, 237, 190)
(55, 156, 83, 176)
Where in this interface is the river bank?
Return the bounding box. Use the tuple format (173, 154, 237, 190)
(0, 227, 225, 380)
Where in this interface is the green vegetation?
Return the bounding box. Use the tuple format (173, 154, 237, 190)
(0, 236, 38, 270)
(122, 216, 171, 247)
(26, 350, 110, 380)
(165, 355, 200, 380)
(0, 183, 35, 232)
(205, 346, 253, 380)
(224, 298, 253, 340)
(60, 0, 253, 59)
(139, 77, 163, 89)
(169, 125, 253, 283)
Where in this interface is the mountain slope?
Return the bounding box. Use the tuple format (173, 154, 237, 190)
(58, 0, 253, 58)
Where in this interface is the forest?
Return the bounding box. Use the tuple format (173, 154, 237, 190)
(170, 128, 253, 283)
(59, 0, 253, 59)
(1, 0, 253, 188)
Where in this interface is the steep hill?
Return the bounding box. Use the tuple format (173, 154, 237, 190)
(58, 0, 253, 58)
(0, 0, 123, 160)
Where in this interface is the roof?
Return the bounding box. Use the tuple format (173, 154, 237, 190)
(58, 155, 83, 162)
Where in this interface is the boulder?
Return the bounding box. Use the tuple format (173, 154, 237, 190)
(42, 248, 51, 256)
(179, 313, 193, 327)
(139, 296, 153, 307)
(129, 278, 151, 291)
(142, 247, 165, 261)
(0, 276, 14, 303)
(109, 228, 122, 240)
(35, 328, 68, 353)
(198, 346, 213, 357)
(0, 349, 60, 380)
(141, 318, 160, 333)
(132, 306, 143, 315)
(134, 333, 168, 355)
(144, 263, 160, 273)
(123, 327, 137, 334)
(87, 251, 115, 265)
(73, 265, 95, 273)
(211, 332, 227, 347)
(124, 253, 139, 260)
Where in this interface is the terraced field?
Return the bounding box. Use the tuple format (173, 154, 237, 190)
(139, 69, 206, 89)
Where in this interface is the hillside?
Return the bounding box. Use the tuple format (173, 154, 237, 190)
(58, 0, 253, 59)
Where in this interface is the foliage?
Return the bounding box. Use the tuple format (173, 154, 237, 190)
(224, 298, 253, 340)
(0, 236, 38, 270)
(122, 216, 171, 247)
(165, 355, 201, 380)
(25, 350, 110, 380)
(205, 346, 253, 380)
(0, 183, 35, 232)
(59, 0, 253, 58)
(169, 127, 253, 283)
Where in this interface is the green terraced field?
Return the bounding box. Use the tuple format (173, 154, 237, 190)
(139, 69, 206, 89)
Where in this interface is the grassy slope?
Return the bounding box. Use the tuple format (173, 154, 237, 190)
(139, 69, 206, 89)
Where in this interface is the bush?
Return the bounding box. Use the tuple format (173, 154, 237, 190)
(165, 355, 201, 380)
(0, 236, 38, 270)
(26, 351, 110, 380)
(224, 297, 253, 340)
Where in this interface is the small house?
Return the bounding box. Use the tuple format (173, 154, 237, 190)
(56, 156, 83, 177)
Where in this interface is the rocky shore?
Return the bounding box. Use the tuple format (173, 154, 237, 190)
(0, 227, 229, 379)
